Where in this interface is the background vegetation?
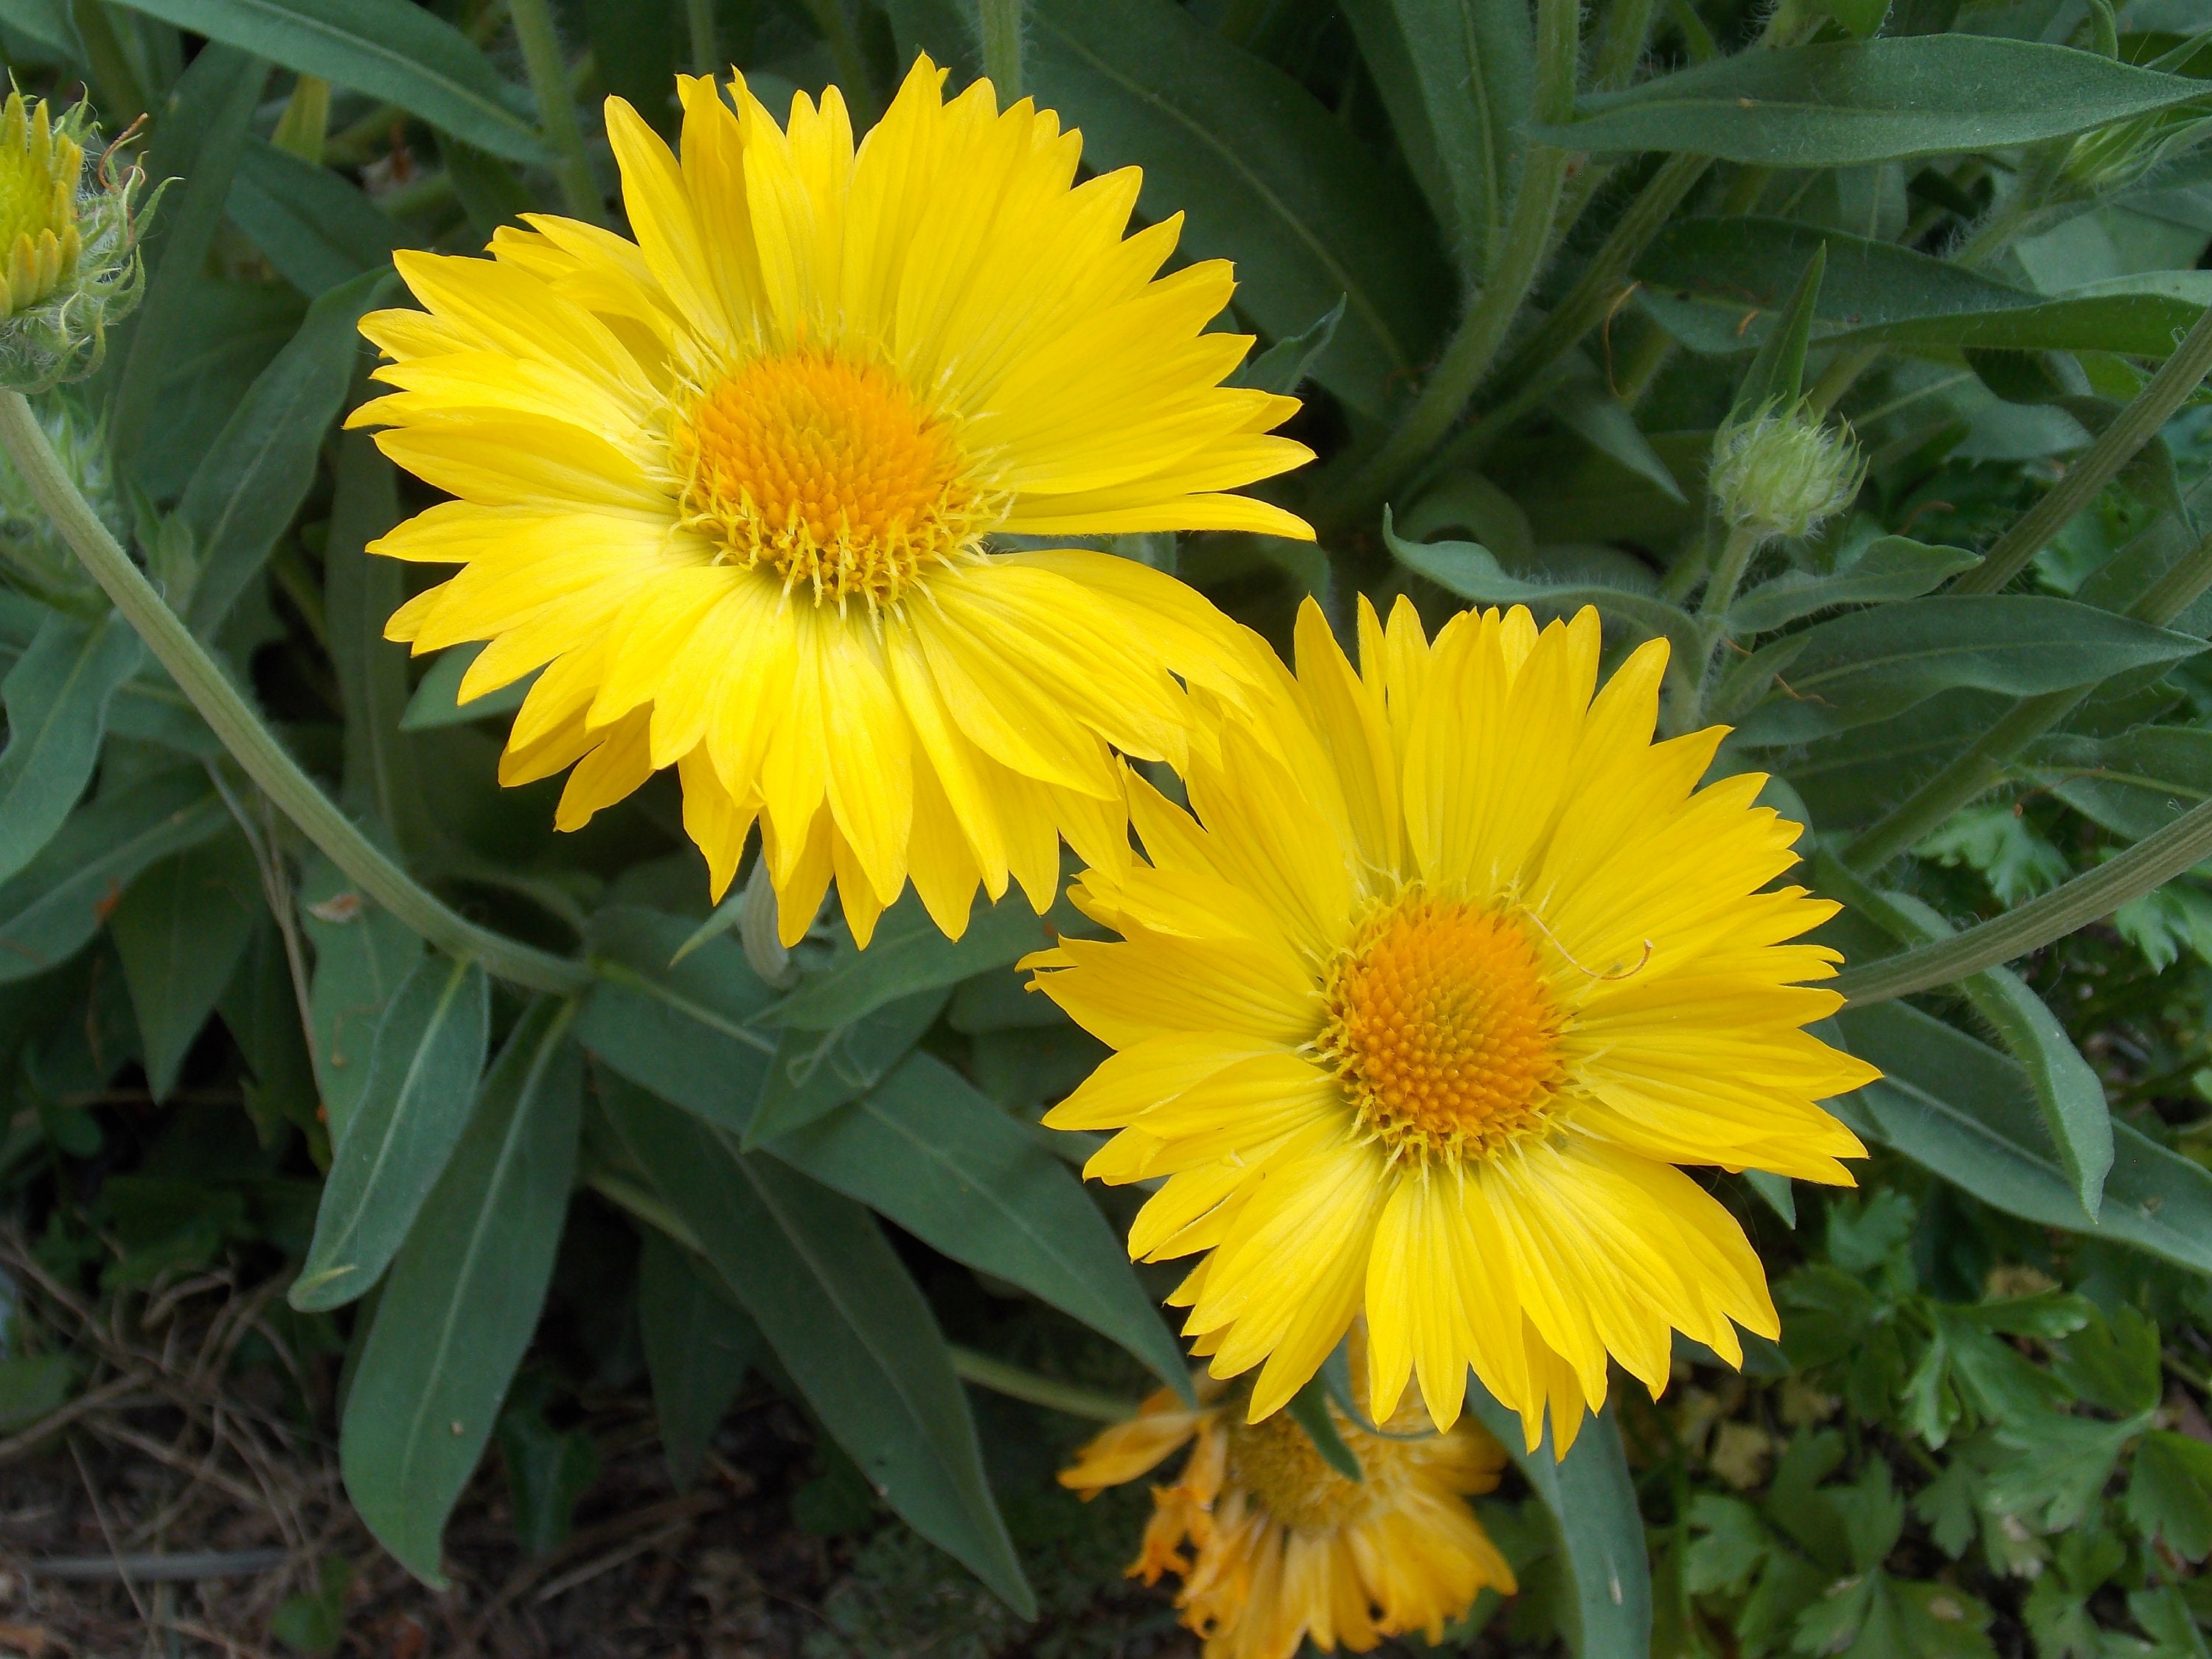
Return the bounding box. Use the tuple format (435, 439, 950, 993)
(0, 0, 2203, 1652)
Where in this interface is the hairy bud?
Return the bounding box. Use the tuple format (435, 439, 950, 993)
(0, 91, 156, 393)
(0, 393, 118, 609)
(1710, 400, 1866, 541)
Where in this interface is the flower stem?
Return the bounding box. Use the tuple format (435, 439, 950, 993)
(1834, 789, 2212, 1004)
(1700, 523, 1762, 620)
(978, 0, 1025, 101)
(1315, 0, 1579, 533)
(1952, 305, 2212, 597)
(509, 0, 608, 226)
(685, 0, 717, 74)
(1842, 523, 2212, 872)
(945, 1348, 1139, 1424)
(0, 391, 592, 996)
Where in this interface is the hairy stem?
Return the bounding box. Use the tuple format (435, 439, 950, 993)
(1952, 305, 2212, 596)
(0, 392, 591, 995)
(1834, 790, 2212, 1004)
(1315, 0, 1580, 532)
(509, 0, 608, 226)
(1843, 523, 2212, 870)
(686, 0, 717, 74)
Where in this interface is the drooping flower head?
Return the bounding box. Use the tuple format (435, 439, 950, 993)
(350, 59, 1312, 945)
(1061, 1372, 1516, 1659)
(1029, 597, 1876, 1451)
(0, 91, 150, 392)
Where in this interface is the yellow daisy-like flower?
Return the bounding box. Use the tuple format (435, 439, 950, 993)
(349, 59, 1312, 944)
(1029, 597, 1877, 1450)
(1061, 1374, 1516, 1659)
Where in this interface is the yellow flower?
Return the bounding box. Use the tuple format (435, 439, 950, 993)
(1061, 1374, 1516, 1659)
(1029, 597, 1877, 1450)
(349, 59, 1312, 945)
(0, 91, 81, 318)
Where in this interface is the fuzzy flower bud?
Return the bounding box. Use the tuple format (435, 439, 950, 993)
(0, 394, 119, 610)
(0, 91, 153, 393)
(2060, 111, 2212, 202)
(1710, 399, 1866, 541)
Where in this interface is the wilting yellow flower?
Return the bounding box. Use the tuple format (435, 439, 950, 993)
(349, 59, 1312, 944)
(1029, 597, 1876, 1450)
(1061, 1374, 1515, 1659)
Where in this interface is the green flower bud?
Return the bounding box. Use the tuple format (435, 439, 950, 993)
(1710, 399, 1866, 541)
(2060, 111, 2212, 202)
(0, 91, 154, 394)
(0, 393, 118, 609)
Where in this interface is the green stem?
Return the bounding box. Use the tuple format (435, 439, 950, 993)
(1591, 0, 1659, 90)
(1834, 790, 2212, 1004)
(945, 1349, 1140, 1424)
(1953, 305, 2212, 596)
(978, 0, 1025, 100)
(71, 0, 149, 125)
(1700, 523, 1762, 620)
(0, 392, 591, 996)
(685, 0, 717, 74)
(1843, 524, 2212, 871)
(1481, 150, 1714, 406)
(509, 0, 608, 226)
(1804, 343, 1884, 417)
(1315, 0, 1579, 532)
(795, 0, 874, 119)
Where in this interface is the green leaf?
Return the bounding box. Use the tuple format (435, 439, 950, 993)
(1550, 361, 1690, 505)
(1386, 515, 1703, 666)
(636, 1229, 760, 1488)
(1228, 296, 1345, 396)
(267, 1559, 351, 1655)
(1734, 242, 1826, 418)
(767, 1051, 1192, 1397)
(226, 136, 405, 296)
(1639, 218, 2212, 359)
(0, 1354, 74, 1430)
(1727, 537, 1982, 633)
(338, 998, 580, 1587)
(0, 611, 143, 885)
(599, 1074, 1033, 1618)
(1340, 0, 1531, 282)
(2126, 1431, 2212, 1560)
(294, 953, 490, 1312)
(110, 0, 548, 163)
(494, 1396, 599, 1555)
(398, 641, 538, 731)
(582, 0, 680, 136)
(1819, 865, 2112, 1217)
(745, 987, 948, 1147)
(179, 267, 392, 636)
(111, 830, 261, 1102)
(1544, 39, 2212, 166)
(300, 853, 423, 1135)
(1835, 1002, 2212, 1276)
(106, 44, 271, 470)
(1731, 597, 2204, 746)
(2025, 725, 2212, 841)
(768, 889, 1064, 1031)
(1027, 0, 1453, 420)
(577, 906, 778, 1134)
(1287, 1372, 1364, 1483)
(1467, 1380, 1651, 1659)
(0, 770, 226, 986)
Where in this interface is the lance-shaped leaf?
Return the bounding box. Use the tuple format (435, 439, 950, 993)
(340, 999, 580, 1586)
(1732, 243, 1826, 420)
(768, 889, 1065, 1032)
(111, 830, 262, 1102)
(599, 1074, 1033, 1617)
(1466, 1381, 1652, 1659)
(0, 612, 143, 886)
(637, 1231, 761, 1489)
(1731, 597, 2203, 746)
(111, 0, 548, 163)
(1837, 1002, 2212, 1276)
(765, 1051, 1192, 1398)
(1026, 0, 1452, 420)
(226, 136, 407, 296)
(1728, 537, 1982, 633)
(294, 954, 490, 1312)
(1543, 38, 2212, 166)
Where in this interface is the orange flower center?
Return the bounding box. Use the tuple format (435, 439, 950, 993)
(672, 347, 995, 608)
(1319, 890, 1563, 1164)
